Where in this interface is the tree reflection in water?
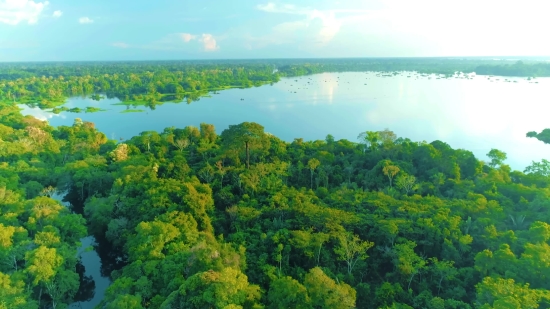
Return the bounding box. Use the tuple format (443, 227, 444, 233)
(74, 260, 96, 302)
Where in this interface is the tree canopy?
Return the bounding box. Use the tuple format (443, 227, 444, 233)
(2, 60, 550, 308)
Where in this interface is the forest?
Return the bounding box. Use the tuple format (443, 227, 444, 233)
(2, 85, 550, 308)
(1, 58, 550, 112)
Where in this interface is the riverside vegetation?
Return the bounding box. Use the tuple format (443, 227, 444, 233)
(2, 58, 550, 111)
(2, 60, 550, 308)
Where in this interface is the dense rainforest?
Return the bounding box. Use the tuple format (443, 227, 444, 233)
(1, 58, 550, 112)
(3, 90, 550, 308)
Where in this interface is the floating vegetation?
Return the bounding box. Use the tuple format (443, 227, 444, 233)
(120, 109, 145, 113)
(51, 106, 106, 114)
(85, 106, 107, 113)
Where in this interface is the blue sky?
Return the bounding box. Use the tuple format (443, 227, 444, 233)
(1, 0, 549, 61)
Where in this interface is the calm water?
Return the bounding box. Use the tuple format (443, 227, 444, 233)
(50, 192, 111, 309)
(21, 71, 550, 171)
(68, 236, 111, 309)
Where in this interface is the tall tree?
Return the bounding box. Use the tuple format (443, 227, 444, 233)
(307, 158, 321, 189)
(357, 131, 380, 152)
(383, 164, 400, 188)
(221, 122, 270, 169)
(334, 232, 374, 275)
(396, 174, 418, 195)
(486, 149, 507, 168)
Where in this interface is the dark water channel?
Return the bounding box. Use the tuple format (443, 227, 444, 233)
(51, 192, 119, 309)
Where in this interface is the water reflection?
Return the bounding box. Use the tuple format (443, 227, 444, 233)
(19, 105, 67, 122)
(73, 261, 96, 303)
(69, 236, 112, 309)
(93, 234, 127, 278)
(50, 192, 112, 309)
(19, 72, 550, 171)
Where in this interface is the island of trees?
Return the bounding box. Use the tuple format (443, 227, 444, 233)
(2, 93, 550, 308)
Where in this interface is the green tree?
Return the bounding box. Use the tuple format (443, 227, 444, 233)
(110, 143, 129, 162)
(267, 276, 311, 309)
(358, 131, 380, 152)
(25, 246, 63, 286)
(395, 174, 418, 195)
(429, 258, 457, 296)
(524, 159, 550, 176)
(106, 294, 144, 309)
(383, 164, 400, 188)
(393, 241, 426, 291)
(290, 229, 330, 266)
(161, 267, 261, 309)
(221, 122, 270, 169)
(334, 232, 374, 275)
(475, 277, 545, 309)
(307, 158, 320, 189)
(527, 129, 550, 144)
(304, 267, 356, 309)
(487, 149, 507, 168)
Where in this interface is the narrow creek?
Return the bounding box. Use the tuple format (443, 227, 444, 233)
(51, 192, 113, 309)
(68, 236, 112, 309)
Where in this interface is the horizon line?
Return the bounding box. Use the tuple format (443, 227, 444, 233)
(2, 56, 550, 64)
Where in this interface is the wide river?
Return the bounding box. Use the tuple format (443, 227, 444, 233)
(21, 71, 550, 171)
(19, 71, 550, 308)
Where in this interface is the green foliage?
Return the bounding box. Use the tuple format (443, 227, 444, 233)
(161, 267, 261, 309)
(304, 267, 356, 309)
(487, 149, 507, 168)
(267, 276, 311, 309)
(3, 79, 550, 308)
(0, 62, 280, 109)
(475, 277, 546, 309)
(526, 129, 550, 145)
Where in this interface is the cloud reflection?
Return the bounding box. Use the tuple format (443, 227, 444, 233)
(355, 73, 550, 170)
(18, 105, 64, 122)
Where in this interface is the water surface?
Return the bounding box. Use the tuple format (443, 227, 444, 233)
(50, 192, 111, 309)
(21, 71, 550, 171)
(68, 236, 112, 309)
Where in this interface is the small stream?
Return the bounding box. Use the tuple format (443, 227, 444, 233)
(52, 192, 113, 309)
(69, 236, 112, 309)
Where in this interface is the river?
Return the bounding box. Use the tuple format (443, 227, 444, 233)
(23, 71, 550, 307)
(50, 192, 112, 309)
(21, 71, 550, 171)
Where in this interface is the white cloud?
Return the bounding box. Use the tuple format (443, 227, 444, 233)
(309, 10, 341, 44)
(111, 42, 129, 48)
(257, 2, 276, 12)
(52, 9, 61, 17)
(199, 33, 219, 51)
(18, 104, 62, 121)
(138, 33, 220, 52)
(253, 1, 550, 56)
(78, 16, 93, 24)
(0, 0, 49, 25)
(178, 32, 219, 51)
(180, 33, 196, 42)
(257, 3, 306, 15)
(336, 0, 550, 56)
(255, 2, 370, 46)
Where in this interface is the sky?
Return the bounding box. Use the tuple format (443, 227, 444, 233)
(1, 0, 549, 61)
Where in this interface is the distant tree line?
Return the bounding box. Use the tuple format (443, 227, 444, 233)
(1, 59, 549, 110)
(0, 65, 280, 109)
